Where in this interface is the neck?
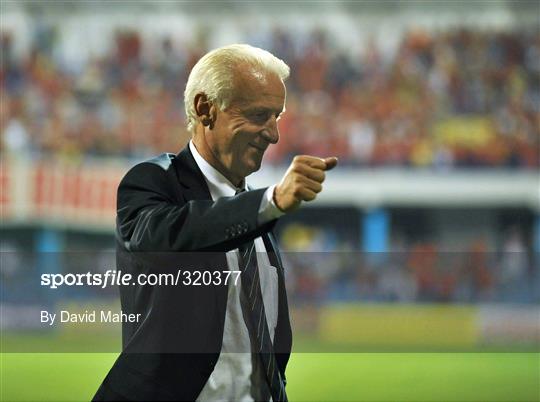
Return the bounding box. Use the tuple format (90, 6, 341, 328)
(192, 129, 244, 188)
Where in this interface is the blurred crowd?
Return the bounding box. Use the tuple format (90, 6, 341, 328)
(280, 224, 538, 304)
(2, 225, 536, 305)
(1, 25, 539, 168)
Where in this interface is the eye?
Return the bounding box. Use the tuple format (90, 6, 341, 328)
(249, 110, 270, 124)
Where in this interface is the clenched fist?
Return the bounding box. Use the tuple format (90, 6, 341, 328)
(273, 155, 338, 212)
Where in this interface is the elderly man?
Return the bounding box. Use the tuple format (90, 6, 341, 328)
(93, 44, 337, 402)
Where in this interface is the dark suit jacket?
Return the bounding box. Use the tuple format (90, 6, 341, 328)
(93, 145, 292, 401)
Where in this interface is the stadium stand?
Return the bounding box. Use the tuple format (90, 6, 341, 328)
(2, 26, 539, 168)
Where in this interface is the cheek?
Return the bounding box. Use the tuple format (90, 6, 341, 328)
(232, 130, 264, 165)
(228, 120, 265, 165)
(229, 116, 261, 136)
(229, 124, 258, 148)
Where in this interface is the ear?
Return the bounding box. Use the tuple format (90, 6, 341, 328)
(194, 93, 215, 129)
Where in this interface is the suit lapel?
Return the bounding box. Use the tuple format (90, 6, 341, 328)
(262, 232, 284, 273)
(173, 144, 232, 334)
(173, 144, 213, 202)
(263, 230, 292, 360)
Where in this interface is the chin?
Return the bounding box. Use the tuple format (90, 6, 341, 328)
(243, 158, 263, 177)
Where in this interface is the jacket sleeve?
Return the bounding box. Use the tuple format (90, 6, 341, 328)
(116, 162, 276, 252)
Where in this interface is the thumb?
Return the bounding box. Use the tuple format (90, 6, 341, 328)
(323, 157, 338, 171)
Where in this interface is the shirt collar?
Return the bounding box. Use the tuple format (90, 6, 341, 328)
(189, 140, 245, 200)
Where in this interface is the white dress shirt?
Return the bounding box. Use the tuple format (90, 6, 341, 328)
(190, 141, 283, 402)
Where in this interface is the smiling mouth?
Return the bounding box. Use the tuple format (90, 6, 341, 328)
(249, 143, 267, 151)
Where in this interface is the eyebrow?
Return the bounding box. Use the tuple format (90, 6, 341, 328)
(245, 106, 286, 115)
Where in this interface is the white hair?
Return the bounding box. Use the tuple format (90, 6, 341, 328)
(184, 44, 290, 133)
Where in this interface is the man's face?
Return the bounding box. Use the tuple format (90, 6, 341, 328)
(206, 69, 286, 184)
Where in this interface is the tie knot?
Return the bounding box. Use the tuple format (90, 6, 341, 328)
(235, 188, 246, 195)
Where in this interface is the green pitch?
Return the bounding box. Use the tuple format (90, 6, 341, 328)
(1, 352, 538, 401)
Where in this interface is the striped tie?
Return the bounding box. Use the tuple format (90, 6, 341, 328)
(236, 188, 288, 402)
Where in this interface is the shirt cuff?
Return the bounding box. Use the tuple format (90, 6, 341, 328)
(258, 184, 285, 224)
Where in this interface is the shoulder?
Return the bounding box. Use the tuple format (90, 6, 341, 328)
(117, 153, 184, 203)
(118, 146, 202, 201)
(145, 153, 177, 171)
(121, 153, 177, 182)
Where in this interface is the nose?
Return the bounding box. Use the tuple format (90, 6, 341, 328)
(261, 116, 280, 145)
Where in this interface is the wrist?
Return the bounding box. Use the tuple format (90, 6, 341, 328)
(272, 185, 286, 213)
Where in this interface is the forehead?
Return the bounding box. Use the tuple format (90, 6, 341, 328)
(229, 67, 286, 110)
